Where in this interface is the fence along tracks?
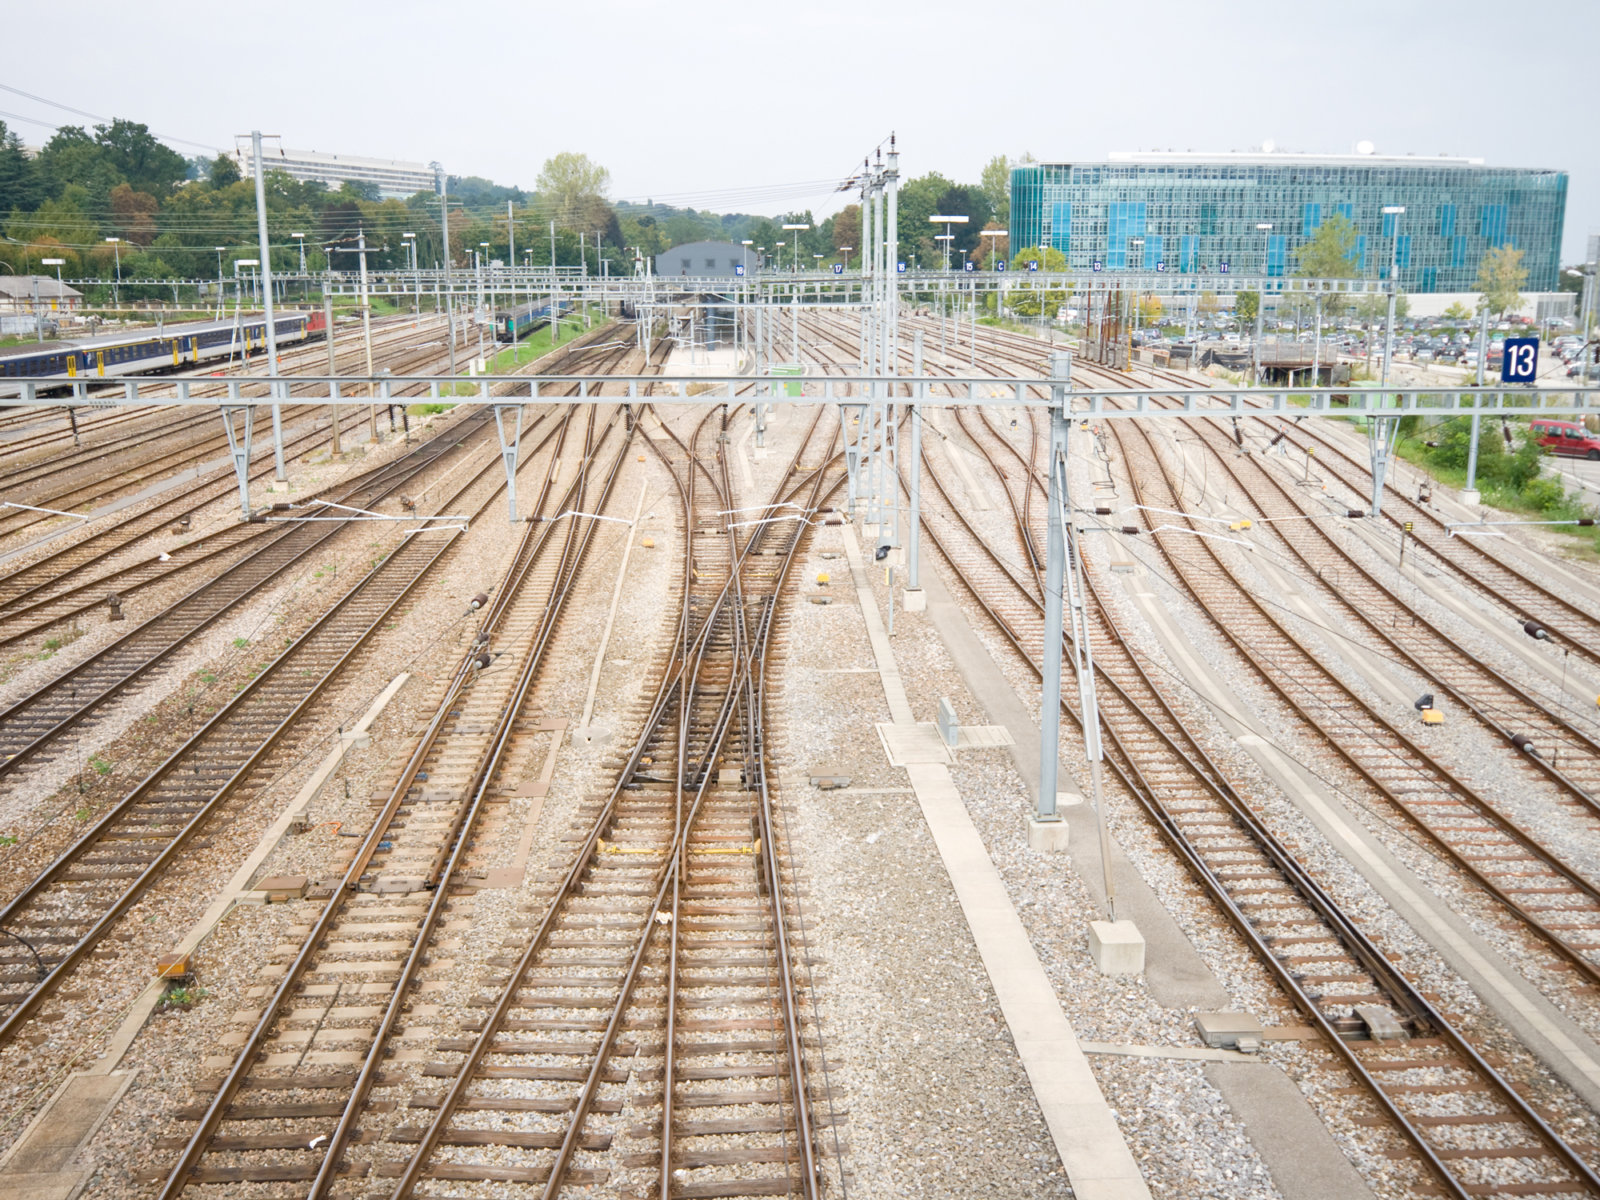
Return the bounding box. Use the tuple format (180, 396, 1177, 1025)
(910, 397, 1600, 1197)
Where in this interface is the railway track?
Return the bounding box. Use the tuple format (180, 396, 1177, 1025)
(0, 329, 644, 1054)
(0, 318, 627, 647)
(0, 408, 497, 778)
(148, 396, 843, 1198)
(910, 402, 1600, 1199)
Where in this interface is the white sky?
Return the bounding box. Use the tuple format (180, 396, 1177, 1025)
(5, 0, 1596, 261)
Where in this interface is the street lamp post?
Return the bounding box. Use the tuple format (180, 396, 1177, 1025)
(292, 233, 306, 298)
(1252, 223, 1272, 383)
(781, 223, 810, 273)
(838, 245, 853, 271)
(980, 228, 1006, 270)
(401, 232, 418, 313)
(105, 238, 122, 308)
(1368, 205, 1408, 520)
(928, 214, 970, 271)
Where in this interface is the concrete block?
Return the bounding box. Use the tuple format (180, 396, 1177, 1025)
(268, 479, 289, 493)
(902, 588, 926, 612)
(1356, 1004, 1406, 1041)
(1459, 488, 1480, 505)
(1194, 1011, 1263, 1052)
(1088, 919, 1145, 976)
(1027, 816, 1070, 852)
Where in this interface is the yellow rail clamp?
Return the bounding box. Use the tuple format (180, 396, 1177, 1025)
(642, 537, 655, 549)
(697, 844, 757, 855)
(816, 572, 830, 586)
(1421, 708, 1444, 725)
(1229, 519, 1253, 532)
(597, 839, 657, 855)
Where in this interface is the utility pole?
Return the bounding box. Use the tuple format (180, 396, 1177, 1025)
(1369, 206, 1406, 520)
(357, 227, 377, 440)
(550, 221, 560, 345)
(1036, 350, 1072, 844)
(250, 130, 287, 485)
(323, 291, 340, 456)
(434, 164, 458, 382)
(905, 330, 925, 611)
(508, 200, 516, 318)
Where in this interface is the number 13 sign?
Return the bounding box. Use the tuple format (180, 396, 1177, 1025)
(1501, 337, 1539, 384)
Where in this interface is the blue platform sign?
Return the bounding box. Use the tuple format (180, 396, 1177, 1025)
(995, 260, 1006, 271)
(1156, 260, 1166, 272)
(1027, 260, 1039, 272)
(963, 261, 975, 272)
(832, 263, 843, 274)
(733, 264, 745, 276)
(896, 261, 906, 273)
(1091, 260, 1103, 272)
(1219, 262, 1230, 273)
(1502, 337, 1539, 384)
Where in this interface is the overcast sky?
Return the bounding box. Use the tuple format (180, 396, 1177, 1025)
(6, 0, 1596, 260)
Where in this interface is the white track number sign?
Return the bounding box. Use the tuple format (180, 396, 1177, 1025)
(1502, 337, 1539, 384)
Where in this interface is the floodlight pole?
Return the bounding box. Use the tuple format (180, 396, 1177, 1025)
(909, 330, 923, 589)
(435, 164, 458, 381)
(250, 130, 287, 483)
(1039, 349, 1071, 825)
(1370, 206, 1405, 520)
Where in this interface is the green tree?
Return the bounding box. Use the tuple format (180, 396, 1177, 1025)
(208, 153, 241, 189)
(0, 122, 42, 217)
(1477, 245, 1527, 317)
(832, 204, 860, 257)
(1442, 301, 1472, 323)
(1235, 290, 1259, 323)
(1005, 245, 1067, 316)
(94, 119, 187, 196)
(979, 154, 1011, 227)
(536, 152, 610, 228)
(895, 172, 955, 266)
(1293, 213, 1360, 322)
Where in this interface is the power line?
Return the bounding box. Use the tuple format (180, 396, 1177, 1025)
(0, 82, 222, 153)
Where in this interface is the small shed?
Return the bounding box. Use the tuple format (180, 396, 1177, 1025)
(0, 276, 84, 314)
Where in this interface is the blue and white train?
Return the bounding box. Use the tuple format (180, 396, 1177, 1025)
(0, 313, 323, 388)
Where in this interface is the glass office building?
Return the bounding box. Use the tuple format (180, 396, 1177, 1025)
(1009, 152, 1567, 292)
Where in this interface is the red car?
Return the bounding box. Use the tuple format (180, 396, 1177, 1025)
(1531, 419, 1600, 460)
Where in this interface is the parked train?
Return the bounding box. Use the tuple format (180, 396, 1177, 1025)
(494, 300, 570, 343)
(0, 312, 325, 387)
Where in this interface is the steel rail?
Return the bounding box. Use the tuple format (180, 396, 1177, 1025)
(922, 402, 1600, 1199)
(0, 403, 560, 1047)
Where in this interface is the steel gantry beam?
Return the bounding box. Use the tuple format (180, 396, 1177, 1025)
(14, 374, 1590, 416)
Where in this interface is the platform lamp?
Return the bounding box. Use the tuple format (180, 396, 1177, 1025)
(980, 227, 1006, 270)
(781, 223, 810, 272)
(928, 214, 970, 271)
(838, 245, 853, 271)
(41, 257, 65, 302)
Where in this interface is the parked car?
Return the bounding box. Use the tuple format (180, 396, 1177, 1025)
(1531, 419, 1600, 460)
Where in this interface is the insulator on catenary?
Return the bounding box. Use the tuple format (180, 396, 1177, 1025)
(469, 592, 489, 611)
(1523, 620, 1550, 641)
(1346, 509, 1366, 519)
(1511, 733, 1540, 757)
(1121, 526, 1141, 535)
(474, 652, 493, 670)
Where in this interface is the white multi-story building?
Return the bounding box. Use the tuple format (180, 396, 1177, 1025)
(237, 146, 434, 199)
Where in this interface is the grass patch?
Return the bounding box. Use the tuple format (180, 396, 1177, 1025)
(1395, 416, 1600, 554)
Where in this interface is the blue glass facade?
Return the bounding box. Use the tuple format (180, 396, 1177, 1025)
(1008, 155, 1566, 292)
